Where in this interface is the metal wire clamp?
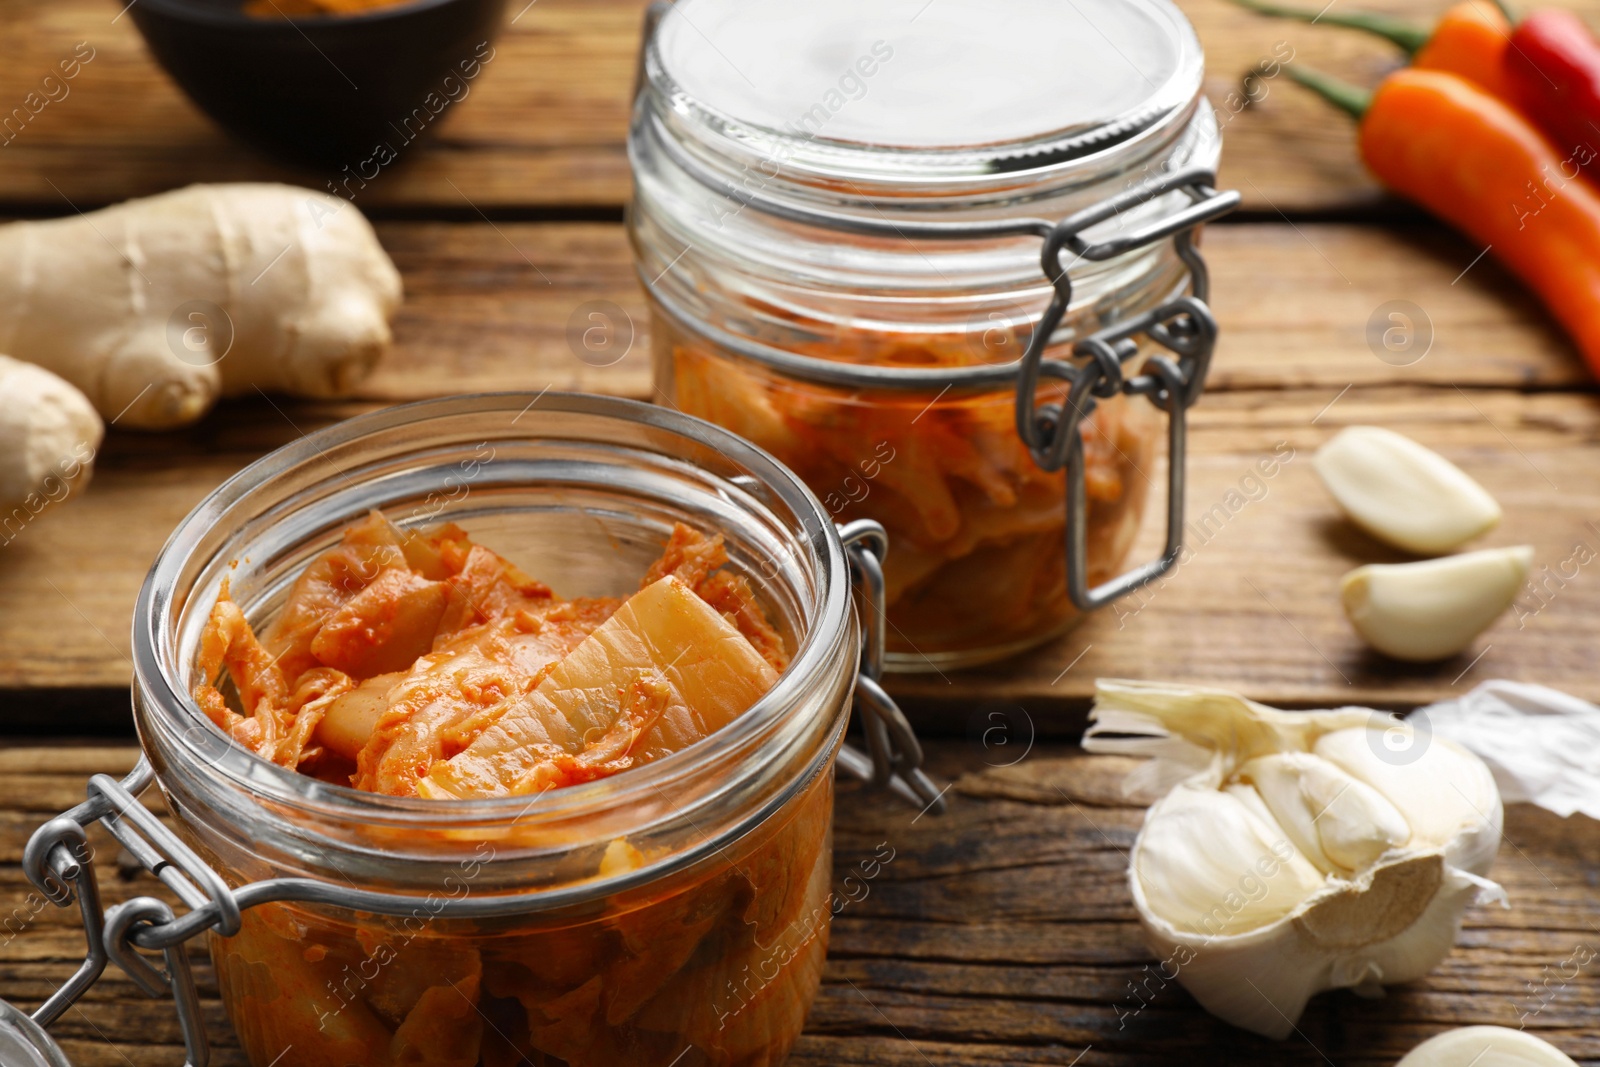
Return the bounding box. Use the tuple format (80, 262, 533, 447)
(834, 520, 944, 812)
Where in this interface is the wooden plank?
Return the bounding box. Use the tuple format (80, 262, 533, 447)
(368, 221, 655, 400)
(367, 220, 1587, 402)
(0, 0, 643, 210)
(0, 743, 1594, 1065)
(5, 0, 1598, 213)
(895, 384, 1600, 715)
(0, 219, 1593, 706)
(1204, 224, 1584, 390)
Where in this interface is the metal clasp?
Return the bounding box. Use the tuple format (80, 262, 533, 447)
(834, 520, 945, 813)
(21, 762, 218, 1067)
(1013, 170, 1238, 611)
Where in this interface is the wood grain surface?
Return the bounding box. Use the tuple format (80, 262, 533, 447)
(3, 0, 1597, 214)
(0, 223, 1591, 713)
(1, 744, 1595, 1066)
(2, 0, 1599, 1061)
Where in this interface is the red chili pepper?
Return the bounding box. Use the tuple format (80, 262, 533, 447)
(1505, 9, 1600, 174)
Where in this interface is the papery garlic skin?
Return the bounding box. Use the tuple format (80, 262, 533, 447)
(1314, 426, 1501, 554)
(1395, 1026, 1579, 1067)
(1086, 680, 1506, 1039)
(1341, 546, 1532, 662)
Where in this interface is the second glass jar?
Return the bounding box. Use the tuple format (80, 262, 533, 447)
(629, 0, 1223, 670)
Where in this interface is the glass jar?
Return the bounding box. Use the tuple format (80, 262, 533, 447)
(629, 0, 1235, 670)
(19, 394, 910, 1067)
(0, 1002, 68, 1067)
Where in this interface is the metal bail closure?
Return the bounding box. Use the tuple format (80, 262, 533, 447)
(835, 519, 946, 814)
(1013, 169, 1239, 612)
(105, 897, 209, 1067)
(22, 764, 226, 1067)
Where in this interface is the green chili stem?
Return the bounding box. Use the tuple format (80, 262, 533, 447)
(1225, 0, 1432, 53)
(1288, 65, 1375, 119)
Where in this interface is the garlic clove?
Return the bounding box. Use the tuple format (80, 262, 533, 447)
(1243, 753, 1411, 874)
(1314, 723, 1503, 876)
(1395, 1026, 1579, 1067)
(1340, 546, 1532, 662)
(1139, 921, 1336, 1041)
(1314, 426, 1501, 554)
(1238, 754, 1340, 874)
(1299, 759, 1412, 871)
(1133, 783, 1324, 937)
(1224, 782, 1283, 838)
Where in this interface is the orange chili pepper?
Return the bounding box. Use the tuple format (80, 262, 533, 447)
(1226, 0, 1513, 97)
(1300, 66, 1600, 375)
(1413, 2, 1515, 99)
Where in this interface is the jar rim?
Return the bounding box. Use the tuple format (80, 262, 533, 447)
(132, 393, 853, 840)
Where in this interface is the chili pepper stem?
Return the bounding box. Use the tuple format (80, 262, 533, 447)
(1489, 0, 1517, 23)
(1223, 0, 1432, 53)
(1288, 65, 1375, 119)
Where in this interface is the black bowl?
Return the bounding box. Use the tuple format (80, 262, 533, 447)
(130, 0, 508, 169)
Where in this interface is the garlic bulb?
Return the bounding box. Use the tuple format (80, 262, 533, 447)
(1341, 546, 1532, 662)
(1314, 426, 1501, 554)
(1396, 1026, 1578, 1067)
(1084, 679, 1505, 1038)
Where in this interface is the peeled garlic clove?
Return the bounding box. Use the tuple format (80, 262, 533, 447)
(1341, 546, 1532, 662)
(1396, 1026, 1578, 1067)
(1314, 426, 1501, 554)
(1314, 723, 1503, 875)
(1243, 753, 1411, 873)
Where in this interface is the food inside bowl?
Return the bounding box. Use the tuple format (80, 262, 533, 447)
(195, 511, 789, 798)
(242, 0, 418, 17)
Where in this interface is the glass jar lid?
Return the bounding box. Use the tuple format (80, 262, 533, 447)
(649, 0, 1204, 184)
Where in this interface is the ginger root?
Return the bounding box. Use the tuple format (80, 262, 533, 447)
(0, 355, 101, 527)
(0, 183, 402, 430)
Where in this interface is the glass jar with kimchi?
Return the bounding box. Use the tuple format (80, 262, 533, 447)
(43, 393, 921, 1067)
(629, 0, 1236, 669)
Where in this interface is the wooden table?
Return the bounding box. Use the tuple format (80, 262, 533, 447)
(2, 0, 1598, 1063)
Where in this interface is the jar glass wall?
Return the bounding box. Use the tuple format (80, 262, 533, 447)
(650, 311, 1161, 662)
(130, 395, 860, 1066)
(629, 0, 1222, 670)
